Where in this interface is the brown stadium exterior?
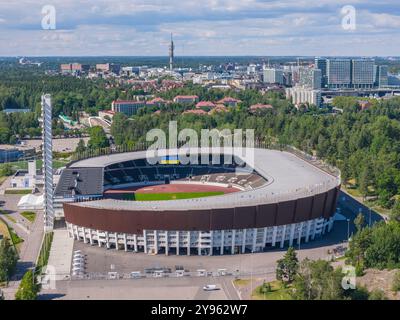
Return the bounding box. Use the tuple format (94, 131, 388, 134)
(58, 147, 341, 256)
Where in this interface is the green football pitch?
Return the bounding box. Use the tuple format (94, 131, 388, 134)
(128, 191, 225, 201)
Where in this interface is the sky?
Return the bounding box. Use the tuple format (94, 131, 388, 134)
(0, 0, 399, 56)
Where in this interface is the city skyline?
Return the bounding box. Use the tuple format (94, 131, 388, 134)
(0, 0, 400, 56)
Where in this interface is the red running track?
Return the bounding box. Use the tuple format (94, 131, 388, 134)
(104, 183, 240, 195)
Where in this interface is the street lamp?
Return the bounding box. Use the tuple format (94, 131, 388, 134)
(347, 219, 350, 242)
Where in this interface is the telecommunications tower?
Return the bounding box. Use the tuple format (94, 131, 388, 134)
(169, 33, 174, 72)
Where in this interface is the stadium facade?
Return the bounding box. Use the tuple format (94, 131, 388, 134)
(55, 147, 341, 256)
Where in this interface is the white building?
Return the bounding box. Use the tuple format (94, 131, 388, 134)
(286, 87, 322, 107)
(10, 160, 39, 189)
(263, 68, 284, 85)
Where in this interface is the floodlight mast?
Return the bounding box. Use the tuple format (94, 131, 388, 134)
(41, 94, 54, 232)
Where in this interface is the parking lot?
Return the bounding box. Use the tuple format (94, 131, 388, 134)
(71, 214, 353, 280)
(40, 276, 231, 300)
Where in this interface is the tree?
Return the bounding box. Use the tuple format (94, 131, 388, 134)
(15, 270, 38, 300)
(75, 138, 86, 154)
(354, 213, 365, 232)
(276, 247, 299, 283)
(390, 199, 400, 222)
(292, 259, 344, 300)
(87, 126, 109, 149)
(358, 167, 371, 200)
(0, 163, 14, 177)
(0, 238, 18, 282)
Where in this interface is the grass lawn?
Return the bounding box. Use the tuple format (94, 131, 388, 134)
(0, 159, 68, 173)
(0, 176, 7, 185)
(345, 187, 363, 198)
(20, 211, 36, 222)
(9, 227, 23, 246)
(252, 281, 293, 300)
(0, 217, 22, 252)
(133, 191, 225, 201)
(0, 217, 11, 240)
(233, 279, 251, 287)
(36, 232, 54, 272)
(4, 189, 32, 195)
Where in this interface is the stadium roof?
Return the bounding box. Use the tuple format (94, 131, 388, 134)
(64, 148, 340, 211)
(55, 167, 104, 197)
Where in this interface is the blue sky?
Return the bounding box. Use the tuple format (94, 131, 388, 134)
(0, 0, 399, 56)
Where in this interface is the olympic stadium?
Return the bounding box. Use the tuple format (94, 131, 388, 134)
(54, 147, 341, 256)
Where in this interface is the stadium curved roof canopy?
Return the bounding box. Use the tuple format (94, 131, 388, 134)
(60, 148, 340, 211)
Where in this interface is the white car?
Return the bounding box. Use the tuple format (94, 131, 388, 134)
(203, 285, 218, 291)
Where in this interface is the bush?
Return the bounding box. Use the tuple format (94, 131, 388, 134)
(0, 238, 18, 282)
(15, 270, 38, 300)
(368, 289, 387, 300)
(261, 282, 272, 294)
(392, 270, 400, 292)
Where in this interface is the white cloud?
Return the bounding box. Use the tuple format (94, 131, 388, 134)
(0, 0, 399, 56)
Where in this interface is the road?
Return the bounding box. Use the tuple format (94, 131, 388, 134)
(39, 277, 234, 300)
(0, 193, 44, 300)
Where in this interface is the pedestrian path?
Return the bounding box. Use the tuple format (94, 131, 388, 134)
(44, 229, 74, 281)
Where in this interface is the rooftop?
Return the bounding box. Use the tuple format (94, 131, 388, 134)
(66, 148, 340, 211)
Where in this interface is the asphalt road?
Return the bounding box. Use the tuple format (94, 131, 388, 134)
(0, 193, 44, 299)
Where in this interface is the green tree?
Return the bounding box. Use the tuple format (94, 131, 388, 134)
(87, 126, 109, 149)
(390, 199, 400, 222)
(0, 163, 14, 177)
(276, 247, 299, 283)
(75, 138, 86, 154)
(354, 213, 366, 232)
(15, 270, 38, 300)
(358, 167, 371, 200)
(0, 238, 18, 282)
(292, 259, 344, 300)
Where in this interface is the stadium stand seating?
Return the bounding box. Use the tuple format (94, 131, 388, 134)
(102, 158, 268, 189)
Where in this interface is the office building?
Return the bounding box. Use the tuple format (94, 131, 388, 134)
(60, 63, 90, 75)
(315, 58, 328, 88)
(352, 59, 375, 89)
(96, 63, 121, 74)
(327, 59, 352, 89)
(263, 68, 284, 85)
(299, 68, 322, 89)
(111, 100, 147, 117)
(375, 65, 389, 88)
